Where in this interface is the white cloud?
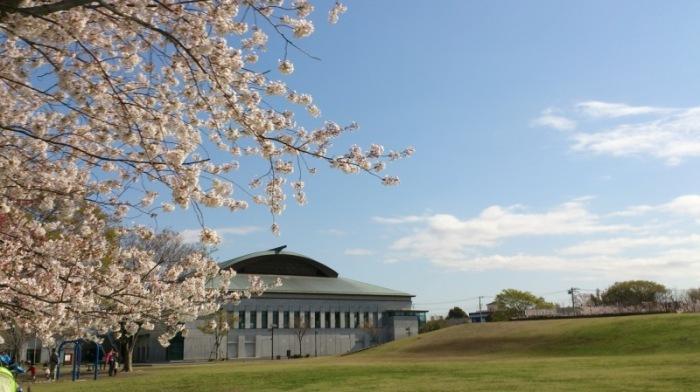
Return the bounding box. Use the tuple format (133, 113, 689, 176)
(344, 248, 374, 256)
(385, 199, 629, 253)
(181, 226, 260, 244)
(531, 108, 576, 131)
(613, 195, 700, 220)
(379, 195, 700, 280)
(663, 195, 700, 218)
(576, 101, 675, 118)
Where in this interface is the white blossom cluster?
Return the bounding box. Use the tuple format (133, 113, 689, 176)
(0, 0, 411, 347)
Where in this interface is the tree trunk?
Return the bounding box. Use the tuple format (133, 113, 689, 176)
(214, 332, 221, 361)
(121, 334, 136, 372)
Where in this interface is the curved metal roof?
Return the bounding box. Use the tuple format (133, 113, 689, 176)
(219, 248, 339, 278)
(228, 274, 413, 297)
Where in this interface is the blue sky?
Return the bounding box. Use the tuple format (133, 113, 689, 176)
(156, 1, 700, 315)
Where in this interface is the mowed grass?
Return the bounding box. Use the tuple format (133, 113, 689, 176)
(32, 313, 700, 392)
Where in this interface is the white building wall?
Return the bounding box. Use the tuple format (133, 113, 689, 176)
(220, 296, 413, 359)
(183, 320, 227, 360)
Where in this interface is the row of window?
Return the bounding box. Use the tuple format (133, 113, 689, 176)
(234, 311, 381, 329)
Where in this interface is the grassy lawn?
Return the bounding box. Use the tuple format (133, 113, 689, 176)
(29, 314, 700, 392)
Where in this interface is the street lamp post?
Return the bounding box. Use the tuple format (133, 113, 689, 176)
(269, 324, 277, 360)
(314, 329, 318, 357)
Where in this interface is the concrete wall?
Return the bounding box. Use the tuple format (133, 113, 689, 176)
(389, 316, 419, 340)
(228, 328, 368, 359)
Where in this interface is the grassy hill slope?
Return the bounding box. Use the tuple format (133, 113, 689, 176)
(34, 313, 700, 392)
(360, 313, 700, 358)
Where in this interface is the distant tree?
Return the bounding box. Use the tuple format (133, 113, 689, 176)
(419, 319, 448, 334)
(293, 315, 309, 357)
(446, 307, 468, 319)
(601, 281, 667, 307)
(197, 308, 236, 361)
(682, 288, 700, 312)
(688, 288, 700, 303)
(584, 292, 603, 307)
(492, 289, 555, 321)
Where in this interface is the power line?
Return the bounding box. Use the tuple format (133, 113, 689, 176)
(413, 296, 489, 306)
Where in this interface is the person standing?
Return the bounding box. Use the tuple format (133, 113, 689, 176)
(106, 349, 116, 377)
(48, 350, 58, 381)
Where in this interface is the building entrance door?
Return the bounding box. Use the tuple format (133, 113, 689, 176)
(166, 334, 184, 361)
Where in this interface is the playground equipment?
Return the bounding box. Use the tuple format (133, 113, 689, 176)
(55, 340, 104, 381)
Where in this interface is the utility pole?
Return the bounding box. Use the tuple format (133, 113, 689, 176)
(270, 324, 277, 360)
(478, 296, 485, 323)
(567, 288, 579, 315)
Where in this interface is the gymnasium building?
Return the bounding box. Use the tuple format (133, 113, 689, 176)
(134, 248, 426, 361)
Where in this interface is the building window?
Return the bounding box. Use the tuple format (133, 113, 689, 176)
(238, 311, 245, 329)
(354, 312, 360, 328)
(364, 312, 370, 327)
(324, 312, 331, 328)
(273, 311, 279, 327)
(304, 311, 311, 328)
(261, 311, 268, 329)
(314, 311, 321, 329)
(334, 312, 340, 328)
(283, 311, 290, 328)
(250, 311, 257, 329)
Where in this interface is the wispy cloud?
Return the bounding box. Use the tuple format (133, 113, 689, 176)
(429, 252, 700, 280)
(344, 248, 374, 256)
(181, 226, 261, 244)
(559, 234, 700, 256)
(372, 215, 426, 224)
(531, 108, 576, 131)
(533, 101, 700, 165)
(576, 101, 676, 118)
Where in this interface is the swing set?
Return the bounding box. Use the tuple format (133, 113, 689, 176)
(54, 339, 106, 381)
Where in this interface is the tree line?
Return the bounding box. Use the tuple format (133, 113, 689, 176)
(420, 280, 700, 332)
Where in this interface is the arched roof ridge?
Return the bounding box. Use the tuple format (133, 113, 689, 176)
(219, 249, 339, 278)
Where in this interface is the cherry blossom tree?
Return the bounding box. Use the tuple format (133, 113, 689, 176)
(0, 0, 410, 355)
